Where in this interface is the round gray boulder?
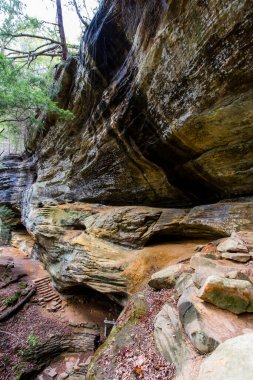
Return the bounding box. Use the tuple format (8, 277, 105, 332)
(197, 333, 253, 380)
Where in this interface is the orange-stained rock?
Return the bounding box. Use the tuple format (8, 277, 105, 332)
(198, 275, 253, 314)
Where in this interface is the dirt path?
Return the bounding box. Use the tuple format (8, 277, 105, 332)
(0, 247, 118, 380)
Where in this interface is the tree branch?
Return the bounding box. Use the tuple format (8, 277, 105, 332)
(9, 53, 62, 60)
(0, 117, 30, 124)
(7, 45, 62, 60)
(1, 33, 61, 45)
(72, 0, 89, 28)
(6, 43, 54, 56)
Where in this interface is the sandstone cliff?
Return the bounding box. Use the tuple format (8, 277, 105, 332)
(0, 0, 253, 379)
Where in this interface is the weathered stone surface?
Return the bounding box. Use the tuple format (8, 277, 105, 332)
(154, 303, 202, 380)
(30, 0, 253, 206)
(217, 232, 249, 253)
(197, 334, 253, 380)
(221, 251, 251, 263)
(34, 228, 129, 298)
(0, 154, 35, 209)
(191, 254, 253, 288)
(179, 202, 253, 238)
(21, 202, 253, 299)
(199, 275, 253, 314)
(238, 230, 253, 251)
(178, 286, 253, 354)
(26, 203, 253, 250)
(148, 264, 191, 290)
(178, 287, 219, 353)
(175, 273, 193, 296)
(11, 231, 35, 256)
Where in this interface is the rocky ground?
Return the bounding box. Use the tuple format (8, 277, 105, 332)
(87, 230, 253, 379)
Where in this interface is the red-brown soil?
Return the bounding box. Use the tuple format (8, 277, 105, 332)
(0, 247, 119, 380)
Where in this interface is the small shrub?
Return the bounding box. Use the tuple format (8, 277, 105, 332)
(18, 282, 27, 289)
(4, 292, 20, 306)
(26, 333, 40, 349)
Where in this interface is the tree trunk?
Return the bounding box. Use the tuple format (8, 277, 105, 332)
(56, 0, 68, 60)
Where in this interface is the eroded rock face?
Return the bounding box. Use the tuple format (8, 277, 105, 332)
(0, 154, 35, 209)
(20, 202, 252, 298)
(1, 0, 252, 210)
(178, 287, 220, 353)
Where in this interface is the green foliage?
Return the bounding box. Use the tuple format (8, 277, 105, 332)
(0, 1, 73, 149)
(18, 281, 27, 289)
(26, 333, 40, 349)
(4, 291, 20, 306)
(0, 53, 73, 126)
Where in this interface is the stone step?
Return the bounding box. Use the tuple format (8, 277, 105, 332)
(43, 294, 60, 302)
(34, 277, 51, 284)
(37, 289, 56, 295)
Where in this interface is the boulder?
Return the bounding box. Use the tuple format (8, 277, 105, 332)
(197, 334, 253, 380)
(178, 287, 253, 354)
(192, 266, 252, 289)
(178, 287, 219, 353)
(154, 303, 202, 380)
(191, 253, 253, 288)
(198, 275, 253, 314)
(175, 272, 193, 296)
(221, 251, 251, 263)
(217, 232, 248, 253)
(148, 264, 191, 290)
(190, 254, 222, 271)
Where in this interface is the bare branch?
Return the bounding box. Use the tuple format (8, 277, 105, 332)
(1, 33, 61, 45)
(6, 43, 54, 55)
(72, 0, 89, 28)
(7, 45, 62, 60)
(0, 118, 29, 124)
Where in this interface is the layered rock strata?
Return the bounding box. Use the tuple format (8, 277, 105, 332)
(1, 0, 253, 211)
(20, 201, 253, 299)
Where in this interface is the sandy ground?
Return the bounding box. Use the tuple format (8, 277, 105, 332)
(124, 240, 207, 292)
